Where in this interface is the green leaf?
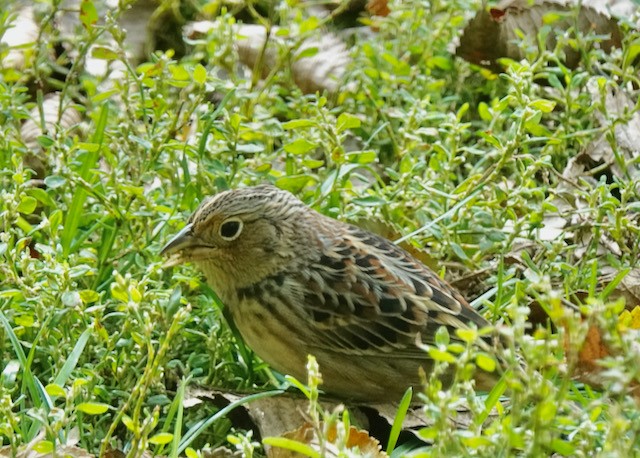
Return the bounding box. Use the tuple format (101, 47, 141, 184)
(282, 119, 317, 129)
(27, 188, 55, 207)
(61, 291, 82, 308)
(435, 326, 450, 346)
(550, 438, 576, 455)
(455, 328, 477, 344)
(17, 196, 37, 214)
(299, 16, 319, 33)
(262, 437, 321, 458)
(275, 175, 313, 193)
(150, 433, 174, 445)
(169, 65, 190, 81)
(111, 283, 128, 303)
(478, 102, 492, 121)
(235, 144, 263, 154)
(336, 113, 361, 133)
(461, 436, 493, 448)
(296, 47, 319, 60)
(450, 242, 469, 261)
(193, 64, 207, 85)
(76, 402, 109, 415)
(80, 0, 98, 29)
(43, 175, 66, 189)
(387, 387, 412, 454)
(122, 415, 135, 431)
(33, 441, 54, 454)
(79, 290, 100, 303)
(427, 348, 456, 363)
(283, 138, 316, 155)
(346, 150, 376, 164)
(476, 353, 497, 372)
(530, 99, 556, 113)
(352, 196, 386, 207)
(45, 384, 66, 398)
(91, 46, 119, 60)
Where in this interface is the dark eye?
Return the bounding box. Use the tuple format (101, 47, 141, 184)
(219, 218, 243, 240)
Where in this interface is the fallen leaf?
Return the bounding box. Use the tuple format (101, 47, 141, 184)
(457, 0, 622, 72)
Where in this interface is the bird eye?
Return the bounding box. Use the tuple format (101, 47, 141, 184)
(219, 218, 243, 240)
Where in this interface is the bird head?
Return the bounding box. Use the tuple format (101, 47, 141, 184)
(161, 185, 314, 291)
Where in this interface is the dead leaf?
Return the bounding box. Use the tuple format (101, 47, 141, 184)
(457, 0, 622, 72)
(367, 0, 390, 17)
(269, 422, 387, 458)
(0, 444, 93, 458)
(610, 270, 640, 310)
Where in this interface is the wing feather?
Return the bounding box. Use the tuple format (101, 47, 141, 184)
(297, 222, 490, 357)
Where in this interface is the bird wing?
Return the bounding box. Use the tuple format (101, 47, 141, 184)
(298, 222, 490, 358)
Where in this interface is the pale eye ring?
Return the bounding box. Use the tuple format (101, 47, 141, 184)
(219, 218, 243, 241)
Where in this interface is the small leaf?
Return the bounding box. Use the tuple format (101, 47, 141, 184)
(129, 286, 142, 303)
(33, 441, 54, 454)
(193, 64, 207, 85)
(456, 328, 477, 344)
(347, 150, 377, 164)
(45, 383, 67, 398)
(77, 402, 109, 415)
(427, 348, 456, 363)
(336, 113, 361, 133)
(122, 415, 135, 431)
(61, 291, 82, 308)
(296, 47, 319, 60)
(275, 175, 313, 193)
(44, 175, 67, 189)
(149, 432, 174, 445)
(282, 119, 317, 129)
(476, 353, 497, 372)
(235, 143, 263, 154)
(92, 46, 119, 60)
(435, 326, 450, 346)
(450, 242, 469, 261)
(530, 99, 556, 113)
(17, 196, 37, 214)
(284, 138, 316, 155)
(111, 284, 129, 303)
(351, 196, 386, 207)
(169, 65, 190, 81)
(478, 102, 492, 121)
(80, 0, 98, 29)
(79, 289, 100, 304)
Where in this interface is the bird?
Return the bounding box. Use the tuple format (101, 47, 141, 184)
(161, 184, 498, 401)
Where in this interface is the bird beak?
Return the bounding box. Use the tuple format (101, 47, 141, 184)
(161, 223, 195, 258)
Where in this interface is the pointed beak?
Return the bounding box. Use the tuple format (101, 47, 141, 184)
(161, 223, 195, 257)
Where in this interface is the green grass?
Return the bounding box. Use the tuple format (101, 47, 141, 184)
(2, 0, 640, 456)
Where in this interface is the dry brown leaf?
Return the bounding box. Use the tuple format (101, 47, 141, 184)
(563, 303, 640, 394)
(584, 83, 640, 180)
(611, 269, 640, 309)
(270, 422, 387, 458)
(457, 0, 622, 71)
(367, 0, 390, 17)
(0, 444, 93, 458)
